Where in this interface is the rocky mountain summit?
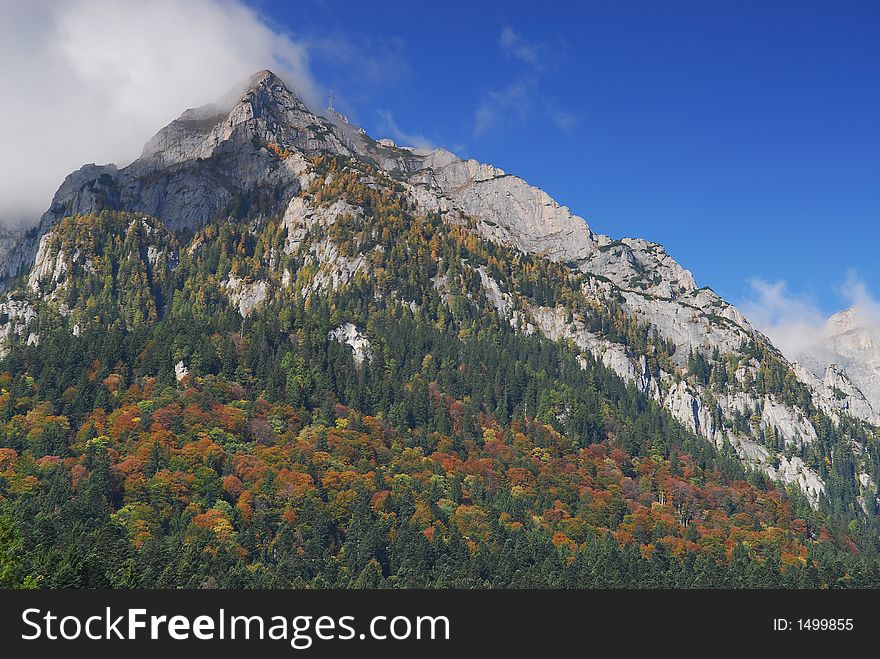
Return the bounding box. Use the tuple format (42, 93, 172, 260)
(1, 69, 878, 511)
(0, 71, 343, 280)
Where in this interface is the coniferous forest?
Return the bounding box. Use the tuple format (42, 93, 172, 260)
(2, 156, 880, 589)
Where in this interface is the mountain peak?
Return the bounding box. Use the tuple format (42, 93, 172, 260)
(827, 306, 879, 337)
(249, 68, 282, 86)
(133, 68, 346, 175)
(15, 69, 352, 240)
(239, 68, 302, 106)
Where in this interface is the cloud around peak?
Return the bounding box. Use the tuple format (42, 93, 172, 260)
(838, 269, 880, 323)
(0, 0, 322, 227)
(739, 278, 825, 358)
(739, 270, 880, 362)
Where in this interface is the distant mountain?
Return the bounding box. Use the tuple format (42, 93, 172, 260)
(791, 307, 880, 425)
(1, 70, 879, 588)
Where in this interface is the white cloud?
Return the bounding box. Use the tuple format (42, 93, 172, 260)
(376, 110, 436, 151)
(739, 272, 880, 362)
(0, 0, 321, 227)
(309, 34, 410, 93)
(499, 26, 544, 66)
(739, 278, 826, 359)
(840, 268, 880, 322)
(546, 103, 579, 132)
(474, 78, 536, 137)
(474, 27, 576, 137)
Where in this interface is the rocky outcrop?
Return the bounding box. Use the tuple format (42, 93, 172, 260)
(329, 323, 372, 365)
(283, 196, 361, 254)
(27, 233, 68, 295)
(174, 360, 189, 382)
(792, 362, 880, 425)
(0, 297, 36, 358)
(224, 274, 268, 318)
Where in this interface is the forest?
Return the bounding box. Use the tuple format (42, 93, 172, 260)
(1, 155, 879, 588)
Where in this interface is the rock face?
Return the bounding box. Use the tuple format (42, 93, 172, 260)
(174, 360, 189, 382)
(224, 274, 269, 318)
(0, 297, 36, 358)
(525, 301, 826, 504)
(1, 69, 877, 508)
(329, 323, 372, 366)
(402, 152, 761, 367)
(0, 226, 25, 273)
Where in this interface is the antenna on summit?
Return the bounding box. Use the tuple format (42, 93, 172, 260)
(326, 89, 336, 111)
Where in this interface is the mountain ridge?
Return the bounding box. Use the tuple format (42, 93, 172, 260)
(4, 71, 880, 587)
(1, 69, 878, 515)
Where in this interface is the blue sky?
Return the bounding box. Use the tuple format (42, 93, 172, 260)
(249, 0, 879, 318)
(4, 1, 876, 326)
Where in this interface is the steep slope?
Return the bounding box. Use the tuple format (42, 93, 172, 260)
(0, 206, 869, 588)
(1, 69, 878, 519)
